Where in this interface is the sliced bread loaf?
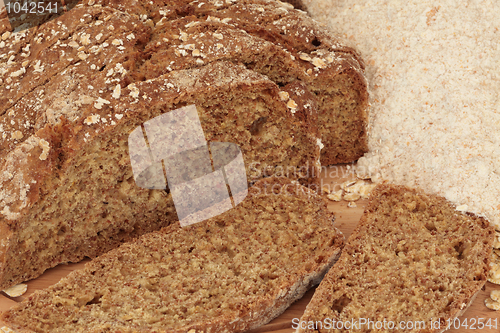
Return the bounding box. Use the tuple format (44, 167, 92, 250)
(1, 177, 344, 333)
(79, 0, 369, 165)
(0, 0, 363, 290)
(0, 55, 319, 290)
(297, 184, 495, 333)
(205, 0, 368, 165)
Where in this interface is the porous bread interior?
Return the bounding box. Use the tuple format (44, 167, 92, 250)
(196, 91, 304, 182)
(300, 185, 494, 332)
(2, 178, 343, 332)
(140, 13, 367, 166)
(2, 119, 176, 289)
(113, 0, 368, 166)
(312, 70, 367, 165)
(0, 85, 312, 289)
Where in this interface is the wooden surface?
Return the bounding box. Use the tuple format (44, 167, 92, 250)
(1, 165, 499, 332)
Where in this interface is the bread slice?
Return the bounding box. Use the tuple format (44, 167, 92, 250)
(1, 177, 344, 333)
(297, 184, 495, 333)
(79, 0, 369, 165)
(281, 0, 308, 11)
(206, 0, 368, 165)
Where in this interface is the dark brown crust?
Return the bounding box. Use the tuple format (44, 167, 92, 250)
(0, 59, 319, 290)
(75, 0, 369, 165)
(282, 0, 308, 11)
(190, 0, 369, 165)
(0, 5, 152, 155)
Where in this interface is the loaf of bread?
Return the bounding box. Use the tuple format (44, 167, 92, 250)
(1, 177, 345, 333)
(0, 0, 367, 290)
(76, 0, 369, 165)
(297, 184, 495, 333)
(0, 4, 320, 290)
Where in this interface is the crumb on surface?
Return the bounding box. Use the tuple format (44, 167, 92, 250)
(2, 283, 27, 298)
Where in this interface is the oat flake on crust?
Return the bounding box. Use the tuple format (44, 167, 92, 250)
(303, 0, 500, 228)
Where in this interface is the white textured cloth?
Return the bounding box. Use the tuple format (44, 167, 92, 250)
(303, 0, 500, 227)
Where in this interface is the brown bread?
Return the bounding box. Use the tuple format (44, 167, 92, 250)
(0, 0, 367, 289)
(1, 177, 344, 333)
(297, 184, 495, 333)
(76, 0, 369, 165)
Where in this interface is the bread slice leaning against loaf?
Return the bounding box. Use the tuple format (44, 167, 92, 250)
(297, 184, 495, 333)
(1, 177, 345, 333)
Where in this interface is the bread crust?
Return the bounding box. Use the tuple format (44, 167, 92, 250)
(0, 55, 321, 289)
(75, 0, 369, 165)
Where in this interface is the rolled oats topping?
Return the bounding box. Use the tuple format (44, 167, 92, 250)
(484, 297, 500, 311)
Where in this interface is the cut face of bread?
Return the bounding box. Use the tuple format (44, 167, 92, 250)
(139, 13, 367, 166)
(204, 1, 369, 165)
(297, 184, 495, 333)
(1, 177, 345, 333)
(0, 6, 151, 155)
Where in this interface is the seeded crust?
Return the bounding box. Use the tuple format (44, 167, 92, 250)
(76, 0, 369, 165)
(178, 0, 369, 165)
(0, 2, 321, 289)
(1, 177, 345, 333)
(0, 9, 10, 34)
(0, 56, 322, 291)
(297, 184, 495, 333)
(0, 6, 150, 155)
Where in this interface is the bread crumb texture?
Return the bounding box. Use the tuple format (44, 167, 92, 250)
(1, 178, 344, 333)
(298, 184, 495, 332)
(303, 0, 500, 228)
(490, 231, 500, 284)
(489, 248, 500, 284)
